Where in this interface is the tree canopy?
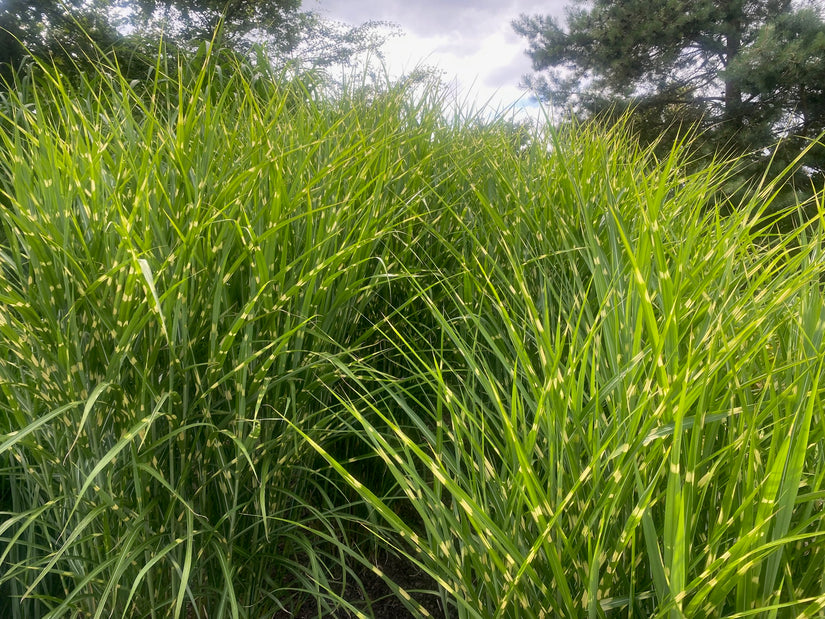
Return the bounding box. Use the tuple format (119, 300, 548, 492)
(0, 0, 393, 79)
(514, 0, 825, 184)
(129, 0, 302, 51)
(0, 0, 125, 70)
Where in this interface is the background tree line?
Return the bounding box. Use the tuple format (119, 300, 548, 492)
(0, 0, 394, 82)
(3, 0, 824, 216)
(515, 0, 825, 213)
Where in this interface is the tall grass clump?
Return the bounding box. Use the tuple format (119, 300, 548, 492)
(1, 44, 824, 618)
(0, 46, 458, 617)
(306, 124, 825, 617)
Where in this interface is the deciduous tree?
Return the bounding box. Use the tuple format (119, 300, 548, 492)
(0, 0, 392, 81)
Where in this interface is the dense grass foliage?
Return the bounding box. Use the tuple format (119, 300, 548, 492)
(1, 50, 824, 618)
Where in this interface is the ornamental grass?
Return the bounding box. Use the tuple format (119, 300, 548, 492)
(1, 47, 824, 618)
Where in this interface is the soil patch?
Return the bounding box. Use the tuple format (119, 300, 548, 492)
(272, 549, 453, 618)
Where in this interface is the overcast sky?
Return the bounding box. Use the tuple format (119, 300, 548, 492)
(301, 0, 568, 116)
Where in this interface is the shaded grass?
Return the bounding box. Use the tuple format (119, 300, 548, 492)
(0, 47, 824, 618)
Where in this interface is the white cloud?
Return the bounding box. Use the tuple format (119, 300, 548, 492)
(301, 0, 566, 119)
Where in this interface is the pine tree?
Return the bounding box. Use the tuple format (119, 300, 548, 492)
(514, 1, 825, 183)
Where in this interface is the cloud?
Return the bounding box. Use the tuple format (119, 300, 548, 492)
(484, 59, 530, 90)
(303, 0, 564, 38)
(300, 0, 567, 119)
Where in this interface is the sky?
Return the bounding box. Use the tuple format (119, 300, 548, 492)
(301, 0, 569, 117)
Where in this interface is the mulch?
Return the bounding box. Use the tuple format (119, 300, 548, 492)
(271, 549, 454, 619)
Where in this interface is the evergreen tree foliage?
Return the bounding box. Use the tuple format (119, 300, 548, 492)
(514, 1, 825, 185)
